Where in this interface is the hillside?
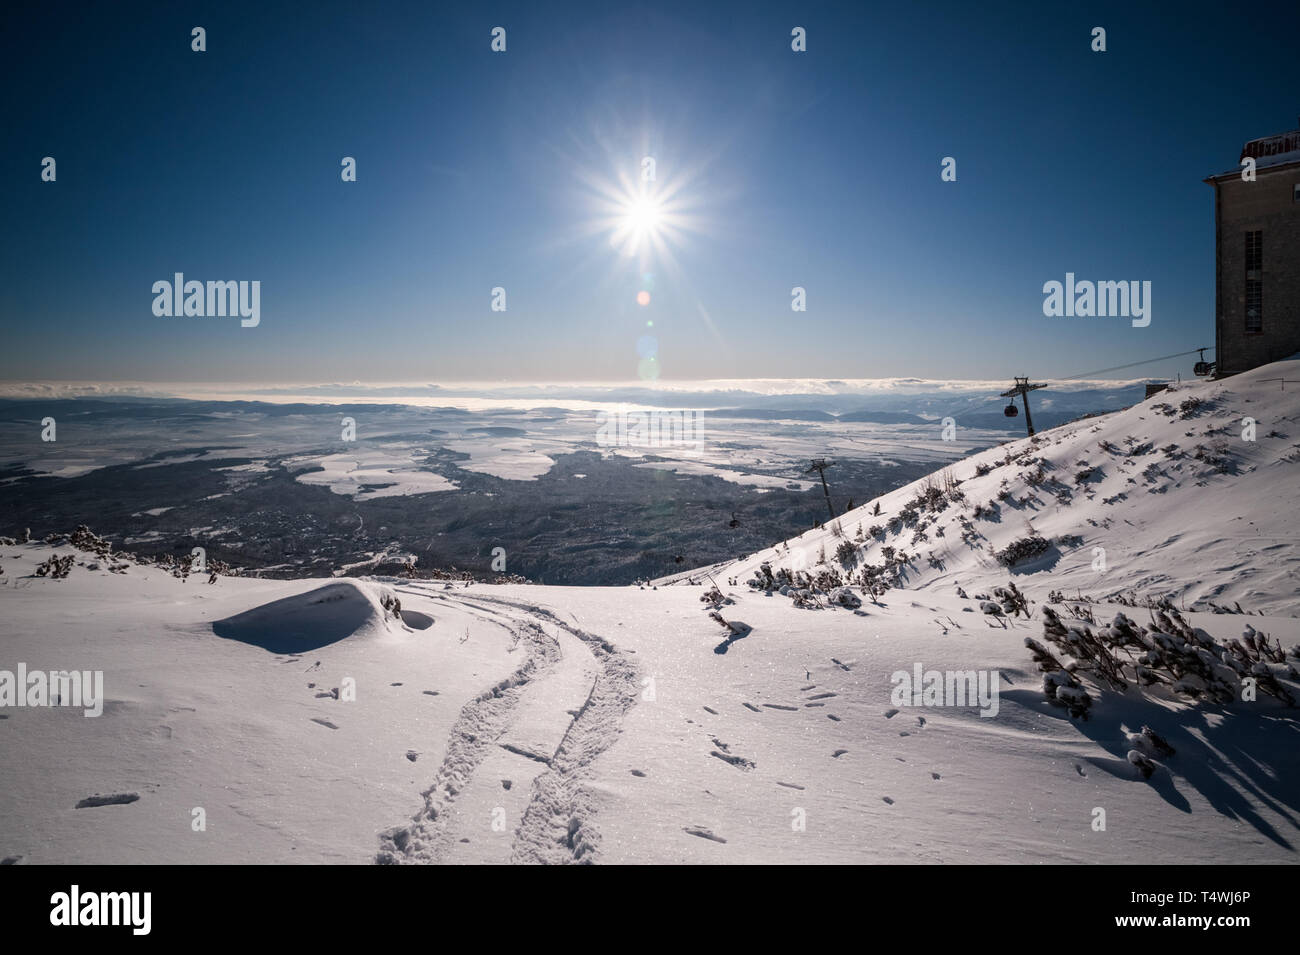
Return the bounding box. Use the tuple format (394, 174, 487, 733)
(668, 357, 1300, 615)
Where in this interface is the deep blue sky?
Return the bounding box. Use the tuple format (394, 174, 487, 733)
(2, 0, 1298, 383)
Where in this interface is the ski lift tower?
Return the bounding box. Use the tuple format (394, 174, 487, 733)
(805, 458, 836, 519)
(1000, 377, 1047, 437)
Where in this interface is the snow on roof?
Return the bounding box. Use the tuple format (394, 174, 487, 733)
(1240, 128, 1300, 163)
(1206, 126, 1300, 180)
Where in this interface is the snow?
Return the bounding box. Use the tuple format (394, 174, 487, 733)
(633, 459, 817, 490)
(290, 451, 458, 499)
(2, 358, 1298, 864)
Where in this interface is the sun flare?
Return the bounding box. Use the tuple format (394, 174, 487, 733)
(625, 196, 662, 232)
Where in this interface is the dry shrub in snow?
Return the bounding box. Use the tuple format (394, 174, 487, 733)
(1027, 606, 1299, 719)
(994, 535, 1051, 567)
(35, 554, 75, 579)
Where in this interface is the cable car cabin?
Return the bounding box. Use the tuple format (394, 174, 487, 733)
(1194, 360, 1213, 377)
(1004, 403, 1019, 417)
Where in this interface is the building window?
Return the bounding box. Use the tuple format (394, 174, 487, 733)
(1245, 230, 1262, 334)
(1294, 183, 1300, 203)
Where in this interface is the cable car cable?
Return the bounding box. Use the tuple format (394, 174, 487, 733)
(1054, 347, 1214, 381)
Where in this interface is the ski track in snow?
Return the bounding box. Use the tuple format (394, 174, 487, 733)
(375, 590, 639, 865)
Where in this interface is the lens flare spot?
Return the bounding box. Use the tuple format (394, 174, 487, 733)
(637, 357, 659, 380)
(636, 335, 658, 359)
(636, 290, 651, 306)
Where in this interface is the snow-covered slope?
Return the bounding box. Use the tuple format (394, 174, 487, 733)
(2, 360, 1298, 865)
(688, 358, 1300, 615)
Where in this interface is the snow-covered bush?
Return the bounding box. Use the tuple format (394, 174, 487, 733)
(1028, 606, 1299, 716)
(828, 587, 861, 609)
(994, 535, 1051, 567)
(379, 591, 403, 620)
(1192, 442, 1234, 474)
(35, 554, 75, 579)
(1025, 637, 1093, 719)
(69, 525, 113, 558)
(700, 585, 732, 608)
(992, 582, 1029, 617)
(1127, 726, 1176, 779)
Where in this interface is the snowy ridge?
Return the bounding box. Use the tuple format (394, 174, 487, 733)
(690, 358, 1300, 615)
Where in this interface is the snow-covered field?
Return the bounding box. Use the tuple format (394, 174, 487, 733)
(2, 360, 1298, 864)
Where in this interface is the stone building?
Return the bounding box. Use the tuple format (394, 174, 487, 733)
(1203, 122, 1300, 376)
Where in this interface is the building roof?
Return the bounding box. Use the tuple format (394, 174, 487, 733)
(1204, 125, 1300, 182)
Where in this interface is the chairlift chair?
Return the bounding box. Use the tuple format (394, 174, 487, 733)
(1003, 403, 1019, 417)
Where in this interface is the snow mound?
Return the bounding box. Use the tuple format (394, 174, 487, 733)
(212, 580, 410, 652)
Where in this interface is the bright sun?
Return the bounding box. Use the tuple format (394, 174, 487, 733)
(575, 144, 712, 265)
(624, 196, 662, 233)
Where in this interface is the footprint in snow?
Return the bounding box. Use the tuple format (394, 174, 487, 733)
(75, 793, 140, 809)
(711, 750, 756, 771)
